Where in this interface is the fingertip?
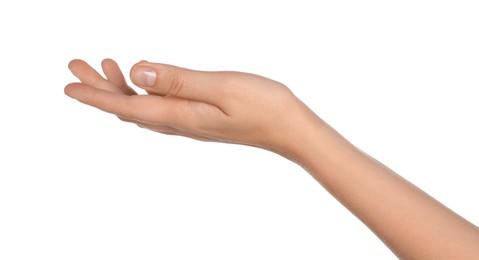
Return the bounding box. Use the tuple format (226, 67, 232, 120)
(64, 83, 75, 98)
(68, 59, 84, 71)
(64, 83, 83, 99)
(101, 58, 116, 67)
(101, 58, 116, 72)
(130, 65, 157, 88)
(131, 60, 150, 71)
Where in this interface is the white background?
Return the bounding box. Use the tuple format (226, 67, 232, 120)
(1, 1, 478, 259)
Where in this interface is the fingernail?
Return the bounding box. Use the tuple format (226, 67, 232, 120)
(133, 66, 156, 87)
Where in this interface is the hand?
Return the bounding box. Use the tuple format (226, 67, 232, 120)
(65, 59, 479, 259)
(65, 59, 315, 156)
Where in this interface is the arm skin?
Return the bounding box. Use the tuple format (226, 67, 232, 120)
(65, 59, 479, 259)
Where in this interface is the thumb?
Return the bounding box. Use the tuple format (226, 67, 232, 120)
(130, 61, 226, 105)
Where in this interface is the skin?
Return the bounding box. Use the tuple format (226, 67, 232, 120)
(65, 59, 479, 259)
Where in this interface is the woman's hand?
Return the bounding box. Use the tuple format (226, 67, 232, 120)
(65, 59, 479, 259)
(65, 59, 314, 156)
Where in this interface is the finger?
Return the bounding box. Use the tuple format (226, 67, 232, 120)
(130, 61, 231, 106)
(65, 82, 162, 123)
(64, 83, 226, 130)
(68, 59, 122, 94)
(101, 59, 137, 96)
(68, 59, 105, 85)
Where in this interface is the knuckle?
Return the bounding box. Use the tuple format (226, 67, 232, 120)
(167, 68, 185, 96)
(85, 89, 99, 103)
(118, 96, 135, 119)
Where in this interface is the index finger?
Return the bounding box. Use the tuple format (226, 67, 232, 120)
(65, 83, 167, 124)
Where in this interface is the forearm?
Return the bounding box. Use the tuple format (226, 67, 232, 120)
(289, 116, 479, 259)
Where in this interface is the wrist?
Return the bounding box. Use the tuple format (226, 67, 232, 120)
(268, 100, 329, 166)
(278, 104, 359, 177)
